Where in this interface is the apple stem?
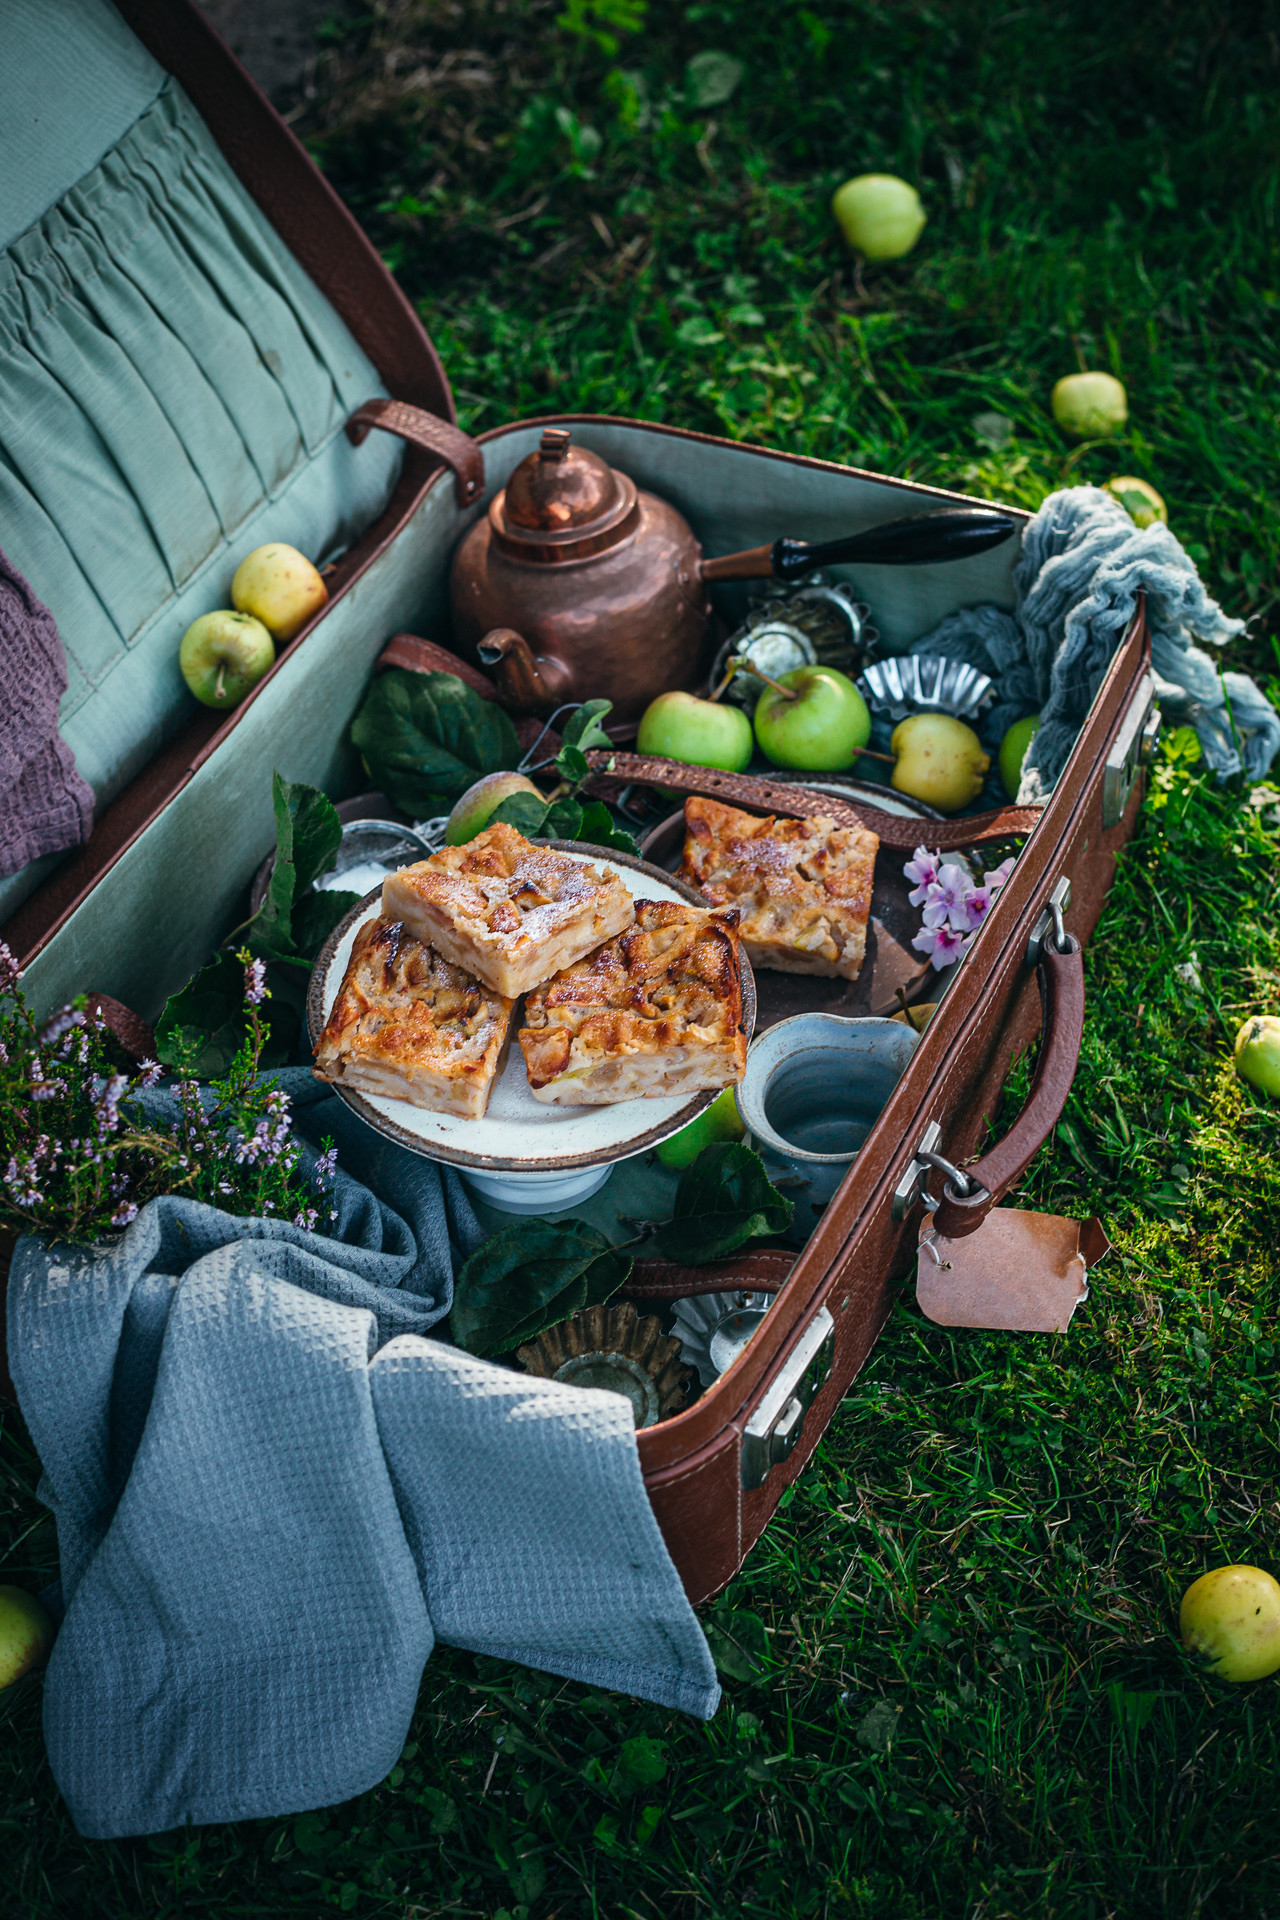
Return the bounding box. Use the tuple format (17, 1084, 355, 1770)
(707, 657, 741, 704)
(857, 747, 897, 764)
(751, 665, 800, 702)
(213, 663, 226, 703)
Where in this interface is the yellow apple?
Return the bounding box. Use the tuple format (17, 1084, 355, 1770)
(890, 714, 990, 813)
(445, 771, 543, 844)
(1180, 1565, 1280, 1682)
(232, 543, 328, 641)
(0, 1585, 54, 1689)
(1233, 1014, 1280, 1096)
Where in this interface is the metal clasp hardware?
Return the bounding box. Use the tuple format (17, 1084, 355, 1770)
(740, 1308, 835, 1490)
(1026, 876, 1073, 968)
(891, 1120, 942, 1221)
(1102, 672, 1158, 829)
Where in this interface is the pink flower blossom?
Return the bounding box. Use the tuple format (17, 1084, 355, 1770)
(111, 1201, 139, 1229)
(903, 846, 941, 906)
(912, 922, 971, 970)
(244, 957, 268, 1006)
(921, 864, 972, 931)
(137, 1058, 164, 1089)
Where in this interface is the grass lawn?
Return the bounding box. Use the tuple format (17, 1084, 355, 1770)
(3, 1, 1280, 1913)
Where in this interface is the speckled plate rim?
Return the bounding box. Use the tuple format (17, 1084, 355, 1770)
(305, 840, 756, 1171)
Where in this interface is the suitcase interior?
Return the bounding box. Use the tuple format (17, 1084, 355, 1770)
(2, 1, 1153, 1605)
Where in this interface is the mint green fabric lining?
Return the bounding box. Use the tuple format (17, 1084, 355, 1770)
(0, 72, 402, 922)
(0, 0, 167, 252)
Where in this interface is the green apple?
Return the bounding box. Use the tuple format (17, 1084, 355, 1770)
(1233, 1014, 1280, 1095)
(831, 174, 926, 261)
(445, 771, 543, 845)
(753, 667, 871, 771)
(890, 713, 990, 814)
(1180, 1565, 1280, 1682)
(1051, 371, 1128, 439)
(1104, 475, 1167, 529)
(0, 1585, 54, 1690)
(637, 691, 754, 772)
(656, 1086, 746, 1170)
(232, 542, 328, 641)
(998, 713, 1041, 799)
(179, 610, 275, 710)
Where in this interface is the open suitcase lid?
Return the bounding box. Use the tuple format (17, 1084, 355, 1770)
(1, 0, 463, 954)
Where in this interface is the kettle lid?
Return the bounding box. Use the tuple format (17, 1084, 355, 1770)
(492, 427, 639, 562)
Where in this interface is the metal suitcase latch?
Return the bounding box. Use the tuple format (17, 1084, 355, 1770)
(1102, 672, 1159, 829)
(740, 1308, 835, 1490)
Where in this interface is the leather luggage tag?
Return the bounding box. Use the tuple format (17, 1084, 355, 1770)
(916, 1210, 1111, 1333)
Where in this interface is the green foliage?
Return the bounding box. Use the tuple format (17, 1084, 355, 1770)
(0, 951, 329, 1244)
(654, 1140, 793, 1261)
(157, 774, 359, 1073)
(488, 699, 640, 852)
(350, 668, 521, 818)
(450, 1219, 634, 1356)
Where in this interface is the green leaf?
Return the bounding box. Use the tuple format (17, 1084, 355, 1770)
(250, 774, 344, 962)
(489, 790, 553, 837)
(653, 1141, 792, 1264)
(543, 794, 585, 840)
(704, 1608, 770, 1681)
(561, 697, 614, 752)
(611, 1735, 668, 1796)
(290, 888, 364, 964)
(555, 742, 590, 784)
(155, 952, 296, 1078)
(576, 798, 639, 855)
(450, 1219, 633, 1357)
(350, 669, 521, 817)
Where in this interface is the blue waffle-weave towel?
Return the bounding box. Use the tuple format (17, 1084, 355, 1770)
(7, 1071, 719, 1840)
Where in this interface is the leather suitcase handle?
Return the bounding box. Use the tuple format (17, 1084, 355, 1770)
(929, 937, 1085, 1239)
(584, 750, 1042, 850)
(347, 399, 485, 508)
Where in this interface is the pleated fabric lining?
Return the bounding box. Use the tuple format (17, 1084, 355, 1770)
(0, 76, 402, 920)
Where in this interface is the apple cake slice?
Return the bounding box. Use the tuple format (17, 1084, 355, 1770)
(678, 794, 879, 980)
(381, 822, 634, 999)
(519, 899, 747, 1105)
(314, 916, 515, 1119)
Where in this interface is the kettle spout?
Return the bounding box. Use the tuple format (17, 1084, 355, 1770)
(477, 628, 575, 716)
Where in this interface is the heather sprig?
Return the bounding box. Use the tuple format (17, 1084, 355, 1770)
(905, 845, 1017, 970)
(0, 947, 338, 1244)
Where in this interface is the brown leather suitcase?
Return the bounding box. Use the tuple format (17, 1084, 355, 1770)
(1, 0, 1153, 1606)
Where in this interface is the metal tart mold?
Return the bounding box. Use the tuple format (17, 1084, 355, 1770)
(669, 1290, 774, 1388)
(516, 1302, 695, 1427)
(857, 654, 995, 724)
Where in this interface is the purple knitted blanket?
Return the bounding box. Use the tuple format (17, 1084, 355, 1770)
(0, 550, 94, 878)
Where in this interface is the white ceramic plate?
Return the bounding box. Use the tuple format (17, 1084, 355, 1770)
(306, 842, 756, 1172)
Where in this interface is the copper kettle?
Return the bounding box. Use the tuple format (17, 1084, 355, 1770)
(448, 426, 1017, 726)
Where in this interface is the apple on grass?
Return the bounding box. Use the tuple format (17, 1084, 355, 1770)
(1051, 372, 1128, 439)
(232, 543, 328, 641)
(1180, 1565, 1280, 1682)
(637, 691, 754, 773)
(179, 610, 275, 710)
(1233, 1014, 1280, 1095)
(831, 175, 926, 261)
(0, 1585, 54, 1690)
(753, 667, 871, 771)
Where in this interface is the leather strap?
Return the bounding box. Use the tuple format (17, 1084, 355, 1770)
(629, 1250, 793, 1298)
(347, 401, 484, 508)
(584, 751, 1042, 850)
(930, 939, 1085, 1240)
(375, 633, 499, 699)
(86, 993, 157, 1063)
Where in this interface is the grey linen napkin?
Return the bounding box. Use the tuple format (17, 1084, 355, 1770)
(7, 1072, 720, 1839)
(0, 548, 94, 877)
(906, 486, 1279, 794)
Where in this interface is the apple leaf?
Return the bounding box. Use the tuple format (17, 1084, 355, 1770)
(155, 951, 298, 1078)
(576, 799, 639, 855)
(488, 789, 552, 837)
(251, 773, 345, 961)
(450, 1219, 633, 1357)
(653, 1141, 793, 1264)
(351, 668, 521, 817)
(560, 697, 614, 755)
(290, 887, 364, 963)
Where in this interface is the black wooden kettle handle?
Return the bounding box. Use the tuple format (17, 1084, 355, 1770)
(700, 506, 1018, 583)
